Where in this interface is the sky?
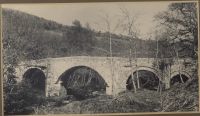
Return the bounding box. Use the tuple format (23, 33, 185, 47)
(2, 2, 173, 39)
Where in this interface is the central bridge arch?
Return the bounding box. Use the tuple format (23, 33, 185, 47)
(55, 65, 109, 97)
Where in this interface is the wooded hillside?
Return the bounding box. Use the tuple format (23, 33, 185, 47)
(3, 8, 192, 66)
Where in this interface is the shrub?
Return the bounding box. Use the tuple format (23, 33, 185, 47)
(4, 81, 46, 115)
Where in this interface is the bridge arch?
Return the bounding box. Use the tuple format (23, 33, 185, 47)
(126, 66, 161, 91)
(22, 68, 46, 95)
(56, 65, 108, 97)
(170, 71, 191, 86)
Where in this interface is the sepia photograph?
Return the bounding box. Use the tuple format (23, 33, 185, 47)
(2, 1, 199, 115)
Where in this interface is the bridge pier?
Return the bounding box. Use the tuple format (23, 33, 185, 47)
(164, 77, 171, 89)
(106, 86, 112, 95)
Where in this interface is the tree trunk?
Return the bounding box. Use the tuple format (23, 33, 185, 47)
(156, 37, 160, 93)
(129, 47, 137, 93)
(136, 69, 140, 89)
(109, 31, 115, 94)
(131, 71, 137, 93)
(135, 45, 140, 89)
(157, 80, 160, 92)
(175, 46, 184, 83)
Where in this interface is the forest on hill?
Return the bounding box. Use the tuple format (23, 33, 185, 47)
(2, 8, 193, 66)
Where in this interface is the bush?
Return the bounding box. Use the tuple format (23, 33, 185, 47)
(4, 81, 46, 115)
(161, 78, 199, 112)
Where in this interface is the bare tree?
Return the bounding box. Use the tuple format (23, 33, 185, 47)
(97, 13, 121, 94)
(120, 8, 140, 92)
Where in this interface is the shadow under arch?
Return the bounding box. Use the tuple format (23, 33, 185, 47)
(23, 68, 46, 94)
(126, 66, 161, 91)
(56, 65, 108, 97)
(170, 71, 190, 86)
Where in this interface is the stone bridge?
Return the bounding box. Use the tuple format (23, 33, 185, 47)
(14, 56, 194, 97)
